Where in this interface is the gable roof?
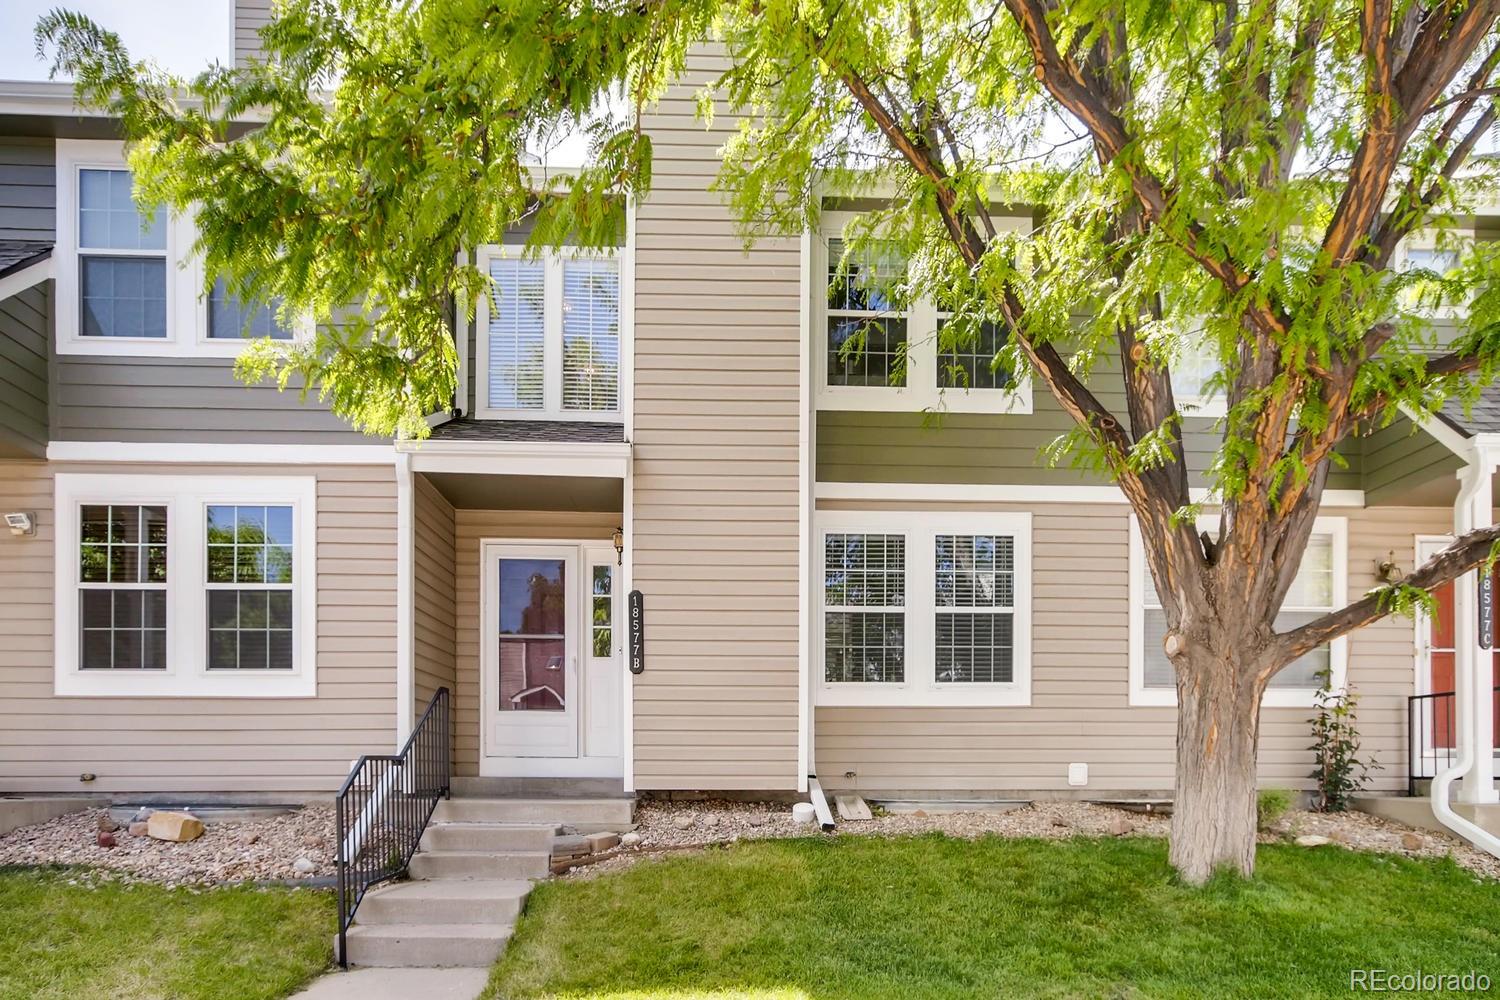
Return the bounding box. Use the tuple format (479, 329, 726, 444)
(1437, 388, 1500, 437)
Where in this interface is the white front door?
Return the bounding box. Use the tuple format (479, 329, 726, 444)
(480, 541, 622, 776)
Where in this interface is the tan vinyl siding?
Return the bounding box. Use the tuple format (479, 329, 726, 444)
(630, 48, 802, 791)
(0, 460, 397, 795)
(234, 0, 275, 66)
(814, 500, 1444, 796)
(412, 474, 457, 722)
(452, 509, 617, 776)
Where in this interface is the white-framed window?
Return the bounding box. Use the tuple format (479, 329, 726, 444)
(1127, 514, 1347, 708)
(1169, 325, 1228, 418)
(54, 139, 306, 358)
(475, 245, 621, 420)
(813, 213, 1033, 414)
(1395, 230, 1471, 319)
(817, 510, 1032, 706)
(54, 473, 318, 698)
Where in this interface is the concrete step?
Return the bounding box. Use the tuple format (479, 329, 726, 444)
(450, 776, 627, 798)
(407, 850, 551, 880)
(433, 796, 634, 828)
(356, 879, 531, 926)
(419, 822, 558, 853)
(339, 922, 512, 968)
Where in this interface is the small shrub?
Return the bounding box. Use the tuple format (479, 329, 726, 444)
(1308, 671, 1380, 812)
(1256, 788, 1294, 831)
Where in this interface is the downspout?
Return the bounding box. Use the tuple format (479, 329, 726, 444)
(1430, 453, 1500, 856)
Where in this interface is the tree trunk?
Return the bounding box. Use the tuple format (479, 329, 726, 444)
(1169, 654, 1264, 885)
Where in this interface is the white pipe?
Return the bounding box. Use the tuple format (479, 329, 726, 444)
(1430, 458, 1500, 856)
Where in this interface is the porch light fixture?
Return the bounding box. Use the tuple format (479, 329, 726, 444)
(612, 526, 624, 565)
(1375, 551, 1405, 585)
(4, 512, 34, 537)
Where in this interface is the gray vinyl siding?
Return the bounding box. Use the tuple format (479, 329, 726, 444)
(234, 0, 275, 66)
(629, 47, 803, 791)
(814, 500, 1445, 796)
(1361, 413, 1464, 505)
(0, 281, 49, 457)
(51, 356, 378, 444)
(0, 137, 54, 241)
(0, 460, 397, 796)
(412, 474, 457, 725)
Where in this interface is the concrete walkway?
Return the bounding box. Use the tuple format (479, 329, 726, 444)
(290, 967, 489, 1000)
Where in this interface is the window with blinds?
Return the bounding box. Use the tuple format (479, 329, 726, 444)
(479, 249, 621, 418)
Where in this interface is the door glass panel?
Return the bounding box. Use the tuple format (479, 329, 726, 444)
(591, 565, 613, 657)
(497, 557, 566, 712)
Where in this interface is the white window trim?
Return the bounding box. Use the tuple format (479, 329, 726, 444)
(816, 509, 1033, 707)
(1395, 228, 1473, 320)
(54, 473, 318, 698)
(55, 139, 312, 358)
(474, 243, 624, 422)
(1127, 514, 1348, 708)
(813, 212, 1033, 415)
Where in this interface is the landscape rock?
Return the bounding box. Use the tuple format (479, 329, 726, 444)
(619, 831, 642, 847)
(1401, 832, 1425, 851)
(96, 814, 119, 834)
(587, 832, 621, 852)
(0, 804, 336, 884)
(672, 814, 696, 831)
(291, 856, 317, 875)
(146, 811, 205, 843)
(1108, 816, 1134, 836)
(701, 814, 720, 829)
(1329, 828, 1353, 845)
(127, 822, 149, 838)
(746, 814, 769, 827)
(96, 831, 116, 849)
(301, 833, 325, 848)
(130, 807, 153, 824)
(1295, 834, 1332, 847)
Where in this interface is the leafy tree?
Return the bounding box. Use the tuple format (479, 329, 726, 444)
(38, 0, 1500, 882)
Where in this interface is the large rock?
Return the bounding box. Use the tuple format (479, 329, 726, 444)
(1294, 834, 1331, 847)
(587, 831, 621, 853)
(147, 811, 205, 843)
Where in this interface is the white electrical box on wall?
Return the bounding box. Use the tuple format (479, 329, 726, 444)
(1067, 762, 1088, 787)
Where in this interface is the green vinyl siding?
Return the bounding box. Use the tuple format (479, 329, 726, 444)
(1360, 413, 1463, 506)
(817, 409, 1364, 490)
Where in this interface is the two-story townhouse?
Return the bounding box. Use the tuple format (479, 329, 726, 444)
(0, 12, 1495, 834)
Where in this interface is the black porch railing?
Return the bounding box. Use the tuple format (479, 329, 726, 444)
(1407, 686, 1500, 796)
(335, 686, 451, 966)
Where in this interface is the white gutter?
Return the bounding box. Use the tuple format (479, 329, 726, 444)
(1431, 455, 1500, 855)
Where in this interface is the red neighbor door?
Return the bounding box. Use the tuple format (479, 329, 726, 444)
(1420, 550, 1500, 750)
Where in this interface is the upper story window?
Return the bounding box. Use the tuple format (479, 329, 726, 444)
(476, 246, 621, 420)
(56, 140, 304, 357)
(814, 214, 1032, 414)
(1169, 326, 1227, 418)
(818, 510, 1033, 707)
(1128, 515, 1347, 708)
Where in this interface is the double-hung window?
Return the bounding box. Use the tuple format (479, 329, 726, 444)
(818, 511, 1032, 706)
(1168, 324, 1227, 417)
(815, 213, 1032, 414)
(55, 474, 317, 698)
(476, 246, 622, 420)
(56, 139, 303, 356)
(77, 167, 169, 340)
(1128, 515, 1347, 707)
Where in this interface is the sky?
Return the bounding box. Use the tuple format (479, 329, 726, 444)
(1, 0, 231, 82)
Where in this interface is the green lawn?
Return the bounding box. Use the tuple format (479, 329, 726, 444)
(486, 835, 1499, 1000)
(0, 867, 333, 1000)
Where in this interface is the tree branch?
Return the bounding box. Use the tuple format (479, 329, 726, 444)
(1277, 524, 1500, 660)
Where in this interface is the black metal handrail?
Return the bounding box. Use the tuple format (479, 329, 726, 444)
(1407, 686, 1499, 796)
(335, 686, 451, 966)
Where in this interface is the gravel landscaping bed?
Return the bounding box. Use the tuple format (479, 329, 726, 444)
(0, 806, 335, 885)
(563, 797, 1500, 881)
